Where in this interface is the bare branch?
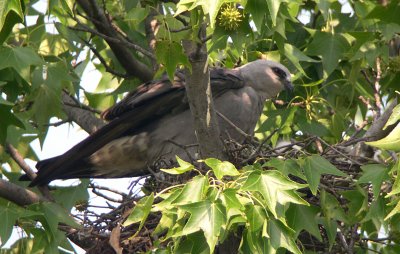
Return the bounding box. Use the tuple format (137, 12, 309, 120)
(80, 37, 131, 78)
(0, 179, 45, 206)
(5, 143, 53, 200)
(62, 91, 106, 134)
(75, 0, 154, 82)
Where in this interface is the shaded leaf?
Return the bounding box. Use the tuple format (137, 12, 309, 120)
(301, 155, 347, 195)
(286, 204, 322, 241)
(306, 31, 350, 77)
(358, 164, 389, 199)
(155, 40, 190, 81)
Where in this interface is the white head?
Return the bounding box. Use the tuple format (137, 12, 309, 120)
(237, 60, 293, 100)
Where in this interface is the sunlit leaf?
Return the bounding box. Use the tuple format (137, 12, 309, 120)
(123, 193, 154, 237)
(241, 170, 308, 218)
(366, 123, 400, 151)
(161, 156, 194, 175)
(177, 199, 226, 251)
(204, 158, 239, 180)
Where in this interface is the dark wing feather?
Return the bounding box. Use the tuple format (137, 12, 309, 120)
(28, 67, 244, 186)
(30, 82, 185, 186)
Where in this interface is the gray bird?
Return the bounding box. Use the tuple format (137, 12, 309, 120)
(26, 60, 293, 186)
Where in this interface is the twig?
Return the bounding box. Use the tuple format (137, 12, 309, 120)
(69, 25, 156, 61)
(5, 143, 53, 200)
(80, 37, 131, 78)
(241, 129, 278, 164)
(91, 187, 123, 203)
(216, 110, 250, 139)
(89, 183, 128, 198)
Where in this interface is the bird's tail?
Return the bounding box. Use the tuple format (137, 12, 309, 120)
(19, 156, 94, 187)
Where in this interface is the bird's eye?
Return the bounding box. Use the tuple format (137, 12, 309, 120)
(271, 67, 287, 79)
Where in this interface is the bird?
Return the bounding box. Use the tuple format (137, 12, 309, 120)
(25, 59, 293, 187)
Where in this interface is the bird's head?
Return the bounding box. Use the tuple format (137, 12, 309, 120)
(237, 60, 293, 99)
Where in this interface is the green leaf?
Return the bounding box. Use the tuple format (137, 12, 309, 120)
(384, 104, 400, 129)
(161, 156, 194, 175)
(155, 40, 190, 81)
(245, 0, 268, 32)
(0, 0, 24, 44)
(245, 205, 266, 232)
(0, 198, 25, 246)
(366, 123, 400, 151)
(387, 161, 400, 197)
(52, 180, 89, 210)
(172, 175, 209, 205)
(0, 104, 24, 143)
(241, 170, 308, 218)
(280, 43, 317, 77)
(177, 199, 227, 252)
(263, 158, 304, 179)
(301, 155, 347, 195)
(28, 202, 80, 241)
(153, 212, 176, 236)
(204, 158, 239, 180)
(357, 164, 389, 199)
(268, 219, 301, 254)
(123, 193, 154, 236)
(320, 190, 348, 223)
(266, 0, 283, 26)
(175, 0, 232, 29)
(175, 231, 210, 254)
(361, 196, 385, 232)
(306, 31, 350, 77)
(286, 204, 322, 241)
(385, 200, 400, 221)
(0, 46, 43, 73)
(342, 187, 369, 224)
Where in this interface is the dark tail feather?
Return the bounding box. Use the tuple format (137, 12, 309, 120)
(28, 156, 94, 187)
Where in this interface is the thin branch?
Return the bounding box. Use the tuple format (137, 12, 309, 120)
(69, 25, 154, 61)
(373, 58, 382, 117)
(80, 37, 131, 78)
(91, 187, 123, 203)
(75, 0, 154, 82)
(89, 183, 128, 198)
(216, 110, 250, 139)
(5, 143, 53, 200)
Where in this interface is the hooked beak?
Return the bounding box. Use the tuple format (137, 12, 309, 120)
(283, 79, 294, 94)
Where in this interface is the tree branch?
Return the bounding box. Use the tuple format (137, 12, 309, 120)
(62, 91, 106, 134)
(0, 179, 45, 206)
(75, 0, 154, 82)
(182, 31, 226, 160)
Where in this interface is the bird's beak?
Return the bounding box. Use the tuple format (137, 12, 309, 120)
(283, 79, 294, 94)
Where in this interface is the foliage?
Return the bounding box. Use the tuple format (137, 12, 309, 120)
(0, 0, 399, 253)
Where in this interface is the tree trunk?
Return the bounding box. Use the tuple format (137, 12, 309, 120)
(182, 39, 226, 161)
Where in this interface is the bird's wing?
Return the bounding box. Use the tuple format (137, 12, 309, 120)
(102, 68, 244, 120)
(28, 67, 244, 186)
